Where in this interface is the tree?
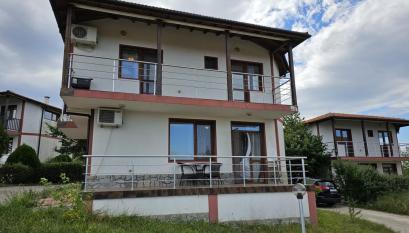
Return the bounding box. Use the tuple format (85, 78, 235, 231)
(46, 123, 87, 160)
(283, 113, 331, 178)
(0, 125, 9, 156)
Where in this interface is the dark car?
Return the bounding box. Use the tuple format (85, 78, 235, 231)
(313, 179, 341, 206)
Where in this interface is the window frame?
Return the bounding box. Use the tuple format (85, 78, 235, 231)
(231, 60, 264, 102)
(44, 110, 58, 121)
(168, 118, 217, 162)
(204, 56, 218, 70)
(367, 130, 374, 137)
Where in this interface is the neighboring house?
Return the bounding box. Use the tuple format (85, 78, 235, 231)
(305, 113, 409, 175)
(51, 0, 317, 223)
(0, 90, 61, 162)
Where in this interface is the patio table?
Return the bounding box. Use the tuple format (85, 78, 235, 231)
(177, 162, 222, 186)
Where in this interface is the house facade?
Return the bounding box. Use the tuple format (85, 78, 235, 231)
(0, 91, 61, 162)
(305, 113, 409, 175)
(51, 0, 317, 223)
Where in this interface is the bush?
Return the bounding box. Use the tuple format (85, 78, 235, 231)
(6, 144, 41, 168)
(38, 162, 83, 183)
(333, 160, 409, 203)
(365, 190, 409, 215)
(0, 164, 36, 184)
(47, 154, 72, 163)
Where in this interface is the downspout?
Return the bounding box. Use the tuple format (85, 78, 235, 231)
(37, 108, 44, 157)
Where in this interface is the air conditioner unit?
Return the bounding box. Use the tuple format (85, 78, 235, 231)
(71, 24, 97, 46)
(97, 108, 123, 127)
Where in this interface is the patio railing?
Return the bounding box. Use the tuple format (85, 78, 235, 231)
(67, 53, 294, 105)
(83, 155, 307, 191)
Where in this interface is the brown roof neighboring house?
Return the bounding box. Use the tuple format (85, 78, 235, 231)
(304, 112, 409, 127)
(0, 90, 61, 113)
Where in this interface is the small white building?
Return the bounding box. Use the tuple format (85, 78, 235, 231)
(0, 90, 61, 162)
(51, 0, 317, 224)
(305, 113, 409, 175)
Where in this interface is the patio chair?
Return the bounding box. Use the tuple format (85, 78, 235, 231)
(179, 165, 198, 187)
(204, 163, 223, 186)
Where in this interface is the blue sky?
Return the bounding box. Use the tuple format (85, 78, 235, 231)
(0, 0, 408, 141)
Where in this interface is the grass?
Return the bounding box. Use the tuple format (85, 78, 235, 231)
(0, 185, 396, 233)
(364, 190, 409, 216)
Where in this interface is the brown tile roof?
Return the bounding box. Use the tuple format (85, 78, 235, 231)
(0, 90, 61, 113)
(304, 112, 409, 126)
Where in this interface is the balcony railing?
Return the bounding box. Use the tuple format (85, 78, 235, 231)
(83, 155, 307, 192)
(399, 143, 409, 157)
(67, 53, 294, 105)
(324, 141, 402, 158)
(2, 118, 20, 131)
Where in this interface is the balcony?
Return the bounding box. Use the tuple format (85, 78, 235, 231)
(2, 118, 20, 132)
(83, 155, 307, 192)
(61, 54, 296, 118)
(324, 141, 409, 160)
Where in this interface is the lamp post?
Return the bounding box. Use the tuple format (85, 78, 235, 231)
(293, 183, 307, 233)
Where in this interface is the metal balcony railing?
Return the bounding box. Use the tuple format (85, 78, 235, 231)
(82, 155, 307, 192)
(2, 118, 20, 131)
(67, 53, 294, 105)
(324, 141, 402, 158)
(399, 143, 409, 157)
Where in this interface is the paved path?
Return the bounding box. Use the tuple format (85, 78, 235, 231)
(322, 205, 409, 233)
(0, 185, 45, 203)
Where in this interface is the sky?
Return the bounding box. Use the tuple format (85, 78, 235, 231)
(0, 0, 409, 141)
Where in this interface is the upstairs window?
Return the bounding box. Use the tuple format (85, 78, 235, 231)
(44, 111, 58, 121)
(0, 105, 17, 119)
(204, 56, 218, 70)
(367, 130, 374, 137)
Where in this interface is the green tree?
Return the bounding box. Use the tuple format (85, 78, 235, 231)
(283, 112, 331, 178)
(0, 125, 9, 155)
(46, 124, 87, 160)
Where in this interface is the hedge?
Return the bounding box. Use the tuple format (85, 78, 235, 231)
(0, 162, 83, 184)
(333, 160, 409, 203)
(37, 162, 83, 183)
(6, 144, 41, 168)
(0, 163, 36, 184)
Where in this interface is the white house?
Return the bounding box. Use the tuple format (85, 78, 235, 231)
(305, 113, 409, 175)
(0, 90, 61, 162)
(51, 0, 317, 224)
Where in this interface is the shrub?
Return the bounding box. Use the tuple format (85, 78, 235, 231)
(333, 160, 409, 203)
(47, 154, 72, 163)
(365, 190, 409, 215)
(6, 144, 40, 168)
(38, 162, 83, 183)
(0, 163, 36, 184)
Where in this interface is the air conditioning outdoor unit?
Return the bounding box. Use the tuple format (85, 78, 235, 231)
(71, 24, 97, 46)
(97, 108, 123, 127)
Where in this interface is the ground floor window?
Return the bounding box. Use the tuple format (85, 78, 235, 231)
(382, 163, 397, 175)
(169, 119, 216, 161)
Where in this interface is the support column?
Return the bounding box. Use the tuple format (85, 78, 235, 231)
(287, 45, 297, 106)
(269, 52, 276, 103)
(386, 122, 394, 156)
(361, 120, 368, 156)
(155, 20, 163, 96)
(332, 118, 338, 157)
(2, 94, 9, 128)
(61, 6, 73, 88)
(225, 31, 232, 101)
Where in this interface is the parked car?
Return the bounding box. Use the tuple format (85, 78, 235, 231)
(313, 179, 341, 206)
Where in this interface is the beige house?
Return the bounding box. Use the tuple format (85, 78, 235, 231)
(305, 113, 409, 175)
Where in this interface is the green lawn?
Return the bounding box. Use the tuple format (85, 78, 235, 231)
(0, 185, 396, 233)
(364, 190, 409, 216)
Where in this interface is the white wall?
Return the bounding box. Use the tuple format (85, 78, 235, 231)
(93, 195, 208, 216)
(90, 110, 282, 175)
(218, 192, 309, 222)
(21, 102, 43, 134)
(72, 18, 279, 103)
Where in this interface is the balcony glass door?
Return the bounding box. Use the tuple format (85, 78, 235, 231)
(231, 61, 263, 102)
(119, 45, 157, 94)
(378, 131, 392, 157)
(335, 129, 354, 157)
(231, 123, 266, 184)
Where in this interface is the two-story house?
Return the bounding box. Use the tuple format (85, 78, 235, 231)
(0, 90, 61, 162)
(50, 0, 317, 223)
(305, 113, 409, 175)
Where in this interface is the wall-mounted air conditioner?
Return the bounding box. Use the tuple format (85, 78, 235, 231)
(71, 24, 97, 46)
(97, 108, 123, 127)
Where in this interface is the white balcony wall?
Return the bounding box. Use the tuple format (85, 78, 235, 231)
(72, 18, 279, 103)
(90, 110, 282, 176)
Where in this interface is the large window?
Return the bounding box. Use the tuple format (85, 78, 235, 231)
(44, 110, 58, 121)
(169, 119, 216, 161)
(119, 45, 159, 94)
(335, 128, 354, 157)
(0, 105, 17, 119)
